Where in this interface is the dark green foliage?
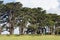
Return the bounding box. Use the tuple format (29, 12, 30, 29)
(0, 2, 60, 35)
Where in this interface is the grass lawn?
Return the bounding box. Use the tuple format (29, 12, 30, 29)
(0, 35, 60, 40)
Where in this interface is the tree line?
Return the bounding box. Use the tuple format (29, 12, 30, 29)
(0, 2, 60, 35)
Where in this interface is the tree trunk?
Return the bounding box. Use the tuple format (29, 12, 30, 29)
(9, 22, 14, 35)
(9, 27, 14, 35)
(19, 27, 21, 34)
(50, 27, 52, 34)
(21, 27, 24, 34)
(8, 10, 14, 35)
(43, 28, 46, 35)
(51, 28, 55, 35)
(50, 27, 53, 35)
(0, 27, 1, 35)
(19, 27, 24, 35)
(52, 25, 56, 35)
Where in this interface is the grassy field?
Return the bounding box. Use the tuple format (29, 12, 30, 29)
(0, 35, 60, 40)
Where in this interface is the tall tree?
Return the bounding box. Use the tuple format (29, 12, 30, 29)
(5, 2, 22, 34)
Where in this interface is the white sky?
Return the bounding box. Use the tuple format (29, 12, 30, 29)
(16, 0, 59, 10)
(16, 0, 60, 15)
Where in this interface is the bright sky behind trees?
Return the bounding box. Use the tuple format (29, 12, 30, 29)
(3, 0, 60, 15)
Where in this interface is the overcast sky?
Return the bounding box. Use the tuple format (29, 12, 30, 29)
(3, 0, 60, 15)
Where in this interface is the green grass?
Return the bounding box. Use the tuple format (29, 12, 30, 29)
(0, 35, 60, 40)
